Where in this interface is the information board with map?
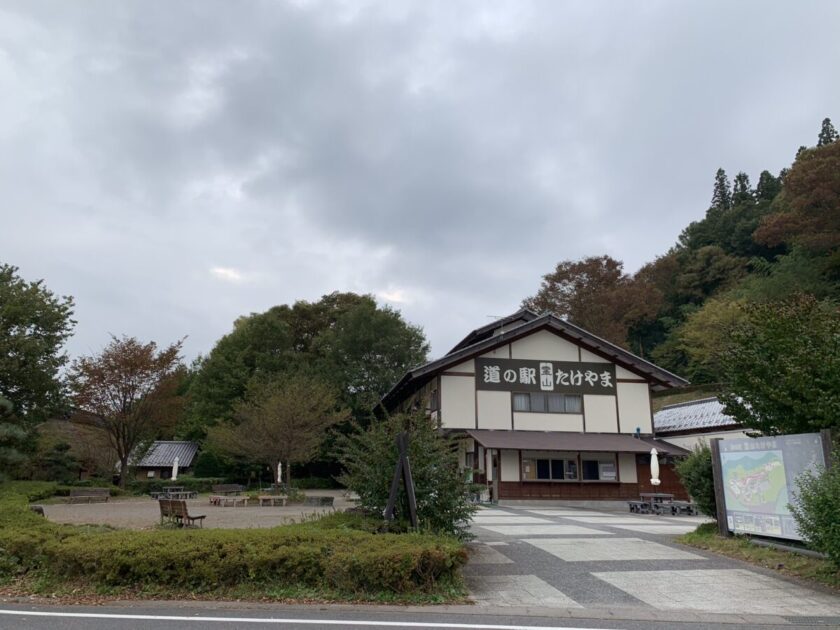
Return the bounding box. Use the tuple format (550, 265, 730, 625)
(717, 433, 826, 541)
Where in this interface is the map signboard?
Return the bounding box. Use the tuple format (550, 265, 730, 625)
(717, 433, 826, 541)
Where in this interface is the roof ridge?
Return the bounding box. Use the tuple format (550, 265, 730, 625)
(660, 396, 720, 410)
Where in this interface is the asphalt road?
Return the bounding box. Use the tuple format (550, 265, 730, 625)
(0, 603, 830, 630)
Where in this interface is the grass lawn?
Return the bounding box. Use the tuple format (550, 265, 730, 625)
(678, 523, 840, 592)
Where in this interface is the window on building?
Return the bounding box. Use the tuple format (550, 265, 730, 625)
(513, 392, 582, 414)
(581, 456, 618, 481)
(522, 457, 578, 481)
(464, 452, 474, 469)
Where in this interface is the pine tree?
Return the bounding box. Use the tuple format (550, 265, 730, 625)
(755, 170, 781, 201)
(732, 172, 752, 205)
(710, 168, 732, 210)
(817, 117, 839, 146)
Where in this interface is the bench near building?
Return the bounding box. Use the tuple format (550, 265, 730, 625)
(382, 309, 690, 504)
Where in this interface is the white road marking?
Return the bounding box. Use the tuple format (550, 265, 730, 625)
(0, 609, 610, 629)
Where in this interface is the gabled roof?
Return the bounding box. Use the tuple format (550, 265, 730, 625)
(136, 441, 199, 468)
(447, 308, 540, 355)
(653, 397, 740, 434)
(381, 311, 689, 410)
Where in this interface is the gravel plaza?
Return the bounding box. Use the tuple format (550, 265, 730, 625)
(465, 504, 840, 621)
(41, 490, 353, 530)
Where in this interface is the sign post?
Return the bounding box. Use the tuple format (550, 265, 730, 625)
(710, 438, 729, 537)
(384, 432, 418, 529)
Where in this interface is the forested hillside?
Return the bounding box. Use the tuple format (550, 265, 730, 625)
(524, 118, 840, 387)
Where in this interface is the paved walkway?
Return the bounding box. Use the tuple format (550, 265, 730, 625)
(465, 504, 840, 620)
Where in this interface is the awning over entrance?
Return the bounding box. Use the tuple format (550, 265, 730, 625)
(465, 429, 688, 456)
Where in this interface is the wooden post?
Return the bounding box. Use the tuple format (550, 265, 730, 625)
(710, 437, 730, 537)
(383, 432, 419, 529)
(820, 428, 833, 471)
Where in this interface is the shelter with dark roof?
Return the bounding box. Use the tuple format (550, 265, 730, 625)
(381, 309, 692, 504)
(654, 397, 748, 450)
(134, 441, 199, 480)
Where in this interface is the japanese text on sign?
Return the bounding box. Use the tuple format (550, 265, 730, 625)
(475, 358, 617, 395)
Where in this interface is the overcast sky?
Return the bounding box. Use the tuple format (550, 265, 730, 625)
(2, 0, 838, 362)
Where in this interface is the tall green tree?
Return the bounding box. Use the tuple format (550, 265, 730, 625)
(0, 264, 75, 423)
(754, 170, 781, 201)
(185, 293, 428, 439)
(0, 395, 29, 480)
(817, 117, 838, 146)
(719, 295, 840, 435)
(731, 172, 752, 205)
(711, 168, 732, 210)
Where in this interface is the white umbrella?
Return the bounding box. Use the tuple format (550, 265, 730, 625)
(172, 456, 180, 481)
(650, 448, 661, 486)
(277, 462, 283, 485)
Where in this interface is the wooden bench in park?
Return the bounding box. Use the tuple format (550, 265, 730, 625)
(209, 495, 248, 507)
(159, 499, 206, 527)
(257, 495, 287, 507)
(68, 488, 110, 504)
(211, 484, 245, 496)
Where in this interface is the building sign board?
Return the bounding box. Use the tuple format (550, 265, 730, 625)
(475, 358, 616, 395)
(716, 432, 826, 541)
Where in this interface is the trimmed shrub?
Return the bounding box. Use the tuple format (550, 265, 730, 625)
(0, 482, 466, 595)
(790, 461, 840, 568)
(675, 444, 717, 517)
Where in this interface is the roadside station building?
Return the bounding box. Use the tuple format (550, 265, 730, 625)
(382, 309, 691, 503)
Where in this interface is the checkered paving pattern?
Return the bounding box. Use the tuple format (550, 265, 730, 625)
(464, 504, 840, 618)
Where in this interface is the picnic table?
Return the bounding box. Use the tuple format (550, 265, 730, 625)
(150, 487, 197, 500)
(629, 493, 674, 514)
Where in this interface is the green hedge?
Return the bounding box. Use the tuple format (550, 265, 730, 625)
(126, 477, 226, 495)
(0, 482, 466, 596)
(293, 477, 343, 490)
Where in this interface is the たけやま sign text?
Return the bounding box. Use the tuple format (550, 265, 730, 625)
(475, 358, 616, 395)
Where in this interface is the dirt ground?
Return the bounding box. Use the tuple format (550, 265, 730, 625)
(41, 490, 357, 530)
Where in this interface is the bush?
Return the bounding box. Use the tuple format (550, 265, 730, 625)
(0, 482, 466, 596)
(790, 461, 840, 568)
(337, 411, 476, 539)
(675, 444, 717, 517)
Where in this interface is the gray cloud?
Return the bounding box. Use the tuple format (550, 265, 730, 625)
(2, 0, 839, 361)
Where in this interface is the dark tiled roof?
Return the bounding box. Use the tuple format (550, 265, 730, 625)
(136, 441, 199, 468)
(466, 429, 688, 456)
(654, 397, 740, 434)
(381, 311, 689, 410)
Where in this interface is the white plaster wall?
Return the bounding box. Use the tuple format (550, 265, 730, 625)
(617, 382, 652, 433)
(660, 429, 751, 451)
(579, 348, 608, 363)
(618, 453, 638, 483)
(513, 412, 583, 432)
(500, 449, 520, 481)
(480, 344, 510, 359)
(440, 374, 475, 429)
(477, 390, 511, 429)
(583, 395, 618, 432)
(511, 330, 579, 361)
(447, 359, 475, 373)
